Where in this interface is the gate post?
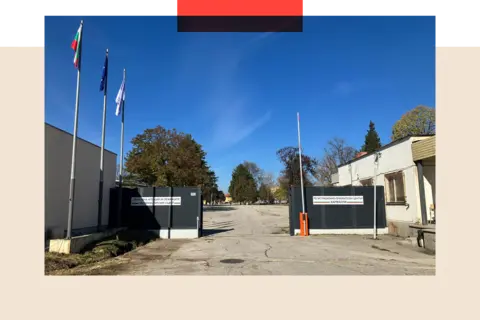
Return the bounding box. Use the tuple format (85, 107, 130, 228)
(299, 212, 309, 236)
(299, 212, 304, 236)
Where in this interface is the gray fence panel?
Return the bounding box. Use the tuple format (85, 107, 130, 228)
(289, 186, 387, 231)
(171, 187, 201, 229)
(109, 186, 202, 231)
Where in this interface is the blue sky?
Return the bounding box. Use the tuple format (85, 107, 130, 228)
(45, 16, 435, 192)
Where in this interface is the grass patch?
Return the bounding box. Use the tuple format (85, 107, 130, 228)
(45, 230, 158, 274)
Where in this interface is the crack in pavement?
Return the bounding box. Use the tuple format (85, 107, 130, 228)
(264, 244, 272, 258)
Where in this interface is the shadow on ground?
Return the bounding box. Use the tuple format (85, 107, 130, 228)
(204, 220, 235, 228)
(202, 228, 234, 236)
(271, 227, 290, 234)
(81, 229, 159, 253)
(203, 206, 237, 212)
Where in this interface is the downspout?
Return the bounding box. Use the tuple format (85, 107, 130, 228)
(415, 160, 428, 225)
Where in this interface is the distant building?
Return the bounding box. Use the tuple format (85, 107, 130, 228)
(332, 135, 435, 237)
(225, 193, 233, 203)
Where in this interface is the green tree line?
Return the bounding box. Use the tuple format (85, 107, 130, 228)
(121, 105, 434, 204)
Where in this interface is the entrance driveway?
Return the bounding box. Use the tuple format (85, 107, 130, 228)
(79, 205, 435, 275)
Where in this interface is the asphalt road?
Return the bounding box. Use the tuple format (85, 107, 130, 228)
(73, 205, 435, 275)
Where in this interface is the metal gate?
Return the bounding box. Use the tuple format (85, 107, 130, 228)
(289, 186, 387, 235)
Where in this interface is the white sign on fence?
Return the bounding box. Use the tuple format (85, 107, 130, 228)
(312, 195, 364, 205)
(131, 196, 182, 206)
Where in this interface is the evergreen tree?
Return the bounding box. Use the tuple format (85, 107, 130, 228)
(228, 164, 258, 204)
(361, 121, 382, 153)
(258, 183, 274, 203)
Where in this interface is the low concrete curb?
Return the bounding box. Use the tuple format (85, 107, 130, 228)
(49, 227, 127, 254)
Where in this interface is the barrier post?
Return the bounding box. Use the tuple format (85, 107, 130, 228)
(299, 212, 304, 236)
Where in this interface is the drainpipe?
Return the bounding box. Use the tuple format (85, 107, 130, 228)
(415, 160, 428, 225)
(168, 186, 173, 239)
(348, 164, 352, 185)
(373, 152, 381, 239)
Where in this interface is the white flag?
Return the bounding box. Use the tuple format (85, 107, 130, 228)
(115, 77, 125, 116)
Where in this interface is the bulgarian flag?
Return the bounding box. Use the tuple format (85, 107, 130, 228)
(71, 22, 83, 69)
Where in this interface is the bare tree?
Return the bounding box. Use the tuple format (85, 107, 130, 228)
(277, 146, 318, 188)
(260, 172, 275, 187)
(316, 138, 357, 186)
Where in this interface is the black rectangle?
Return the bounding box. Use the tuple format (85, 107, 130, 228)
(439, 8, 480, 40)
(109, 186, 202, 231)
(289, 186, 387, 231)
(171, 187, 201, 229)
(177, 16, 303, 32)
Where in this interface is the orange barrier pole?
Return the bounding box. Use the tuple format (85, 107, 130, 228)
(299, 212, 304, 236)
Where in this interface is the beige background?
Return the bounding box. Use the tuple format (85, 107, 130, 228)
(0, 46, 478, 318)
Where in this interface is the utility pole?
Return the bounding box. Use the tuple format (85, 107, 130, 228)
(297, 112, 307, 236)
(373, 152, 381, 240)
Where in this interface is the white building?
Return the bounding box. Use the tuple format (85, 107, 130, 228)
(332, 135, 435, 237)
(45, 123, 117, 239)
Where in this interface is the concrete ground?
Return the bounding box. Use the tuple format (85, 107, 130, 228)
(73, 205, 435, 275)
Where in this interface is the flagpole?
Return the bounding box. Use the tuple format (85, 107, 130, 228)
(66, 20, 83, 239)
(117, 68, 126, 226)
(97, 48, 109, 232)
(297, 112, 307, 235)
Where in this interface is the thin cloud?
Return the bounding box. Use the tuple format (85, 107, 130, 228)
(177, 33, 276, 150)
(251, 32, 275, 42)
(332, 79, 389, 96)
(213, 109, 272, 148)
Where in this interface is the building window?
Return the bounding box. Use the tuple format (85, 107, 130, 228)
(384, 171, 406, 204)
(360, 178, 373, 186)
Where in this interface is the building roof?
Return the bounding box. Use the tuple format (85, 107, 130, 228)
(337, 134, 435, 169)
(45, 122, 117, 155)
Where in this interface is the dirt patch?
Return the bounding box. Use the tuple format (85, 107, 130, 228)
(45, 230, 158, 275)
(49, 238, 190, 275)
(271, 227, 289, 234)
(261, 212, 280, 217)
(220, 258, 244, 264)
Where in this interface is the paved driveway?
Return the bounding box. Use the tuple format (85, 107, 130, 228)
(77, 205, 435, 275)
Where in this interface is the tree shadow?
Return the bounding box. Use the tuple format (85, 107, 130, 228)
(203, 206, 237, 212)
(202, 220, 235, 231)
(80, 229, 160, 254)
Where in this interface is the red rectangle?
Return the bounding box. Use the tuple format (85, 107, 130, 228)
(306, 0, 480, 9)
(177, 0, 303, 17)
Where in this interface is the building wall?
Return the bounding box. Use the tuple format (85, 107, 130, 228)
(45, 124, 117, 239)
(336, 137, 430, 235)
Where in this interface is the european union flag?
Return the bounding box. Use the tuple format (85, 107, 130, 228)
(99, 51, 108, 92)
